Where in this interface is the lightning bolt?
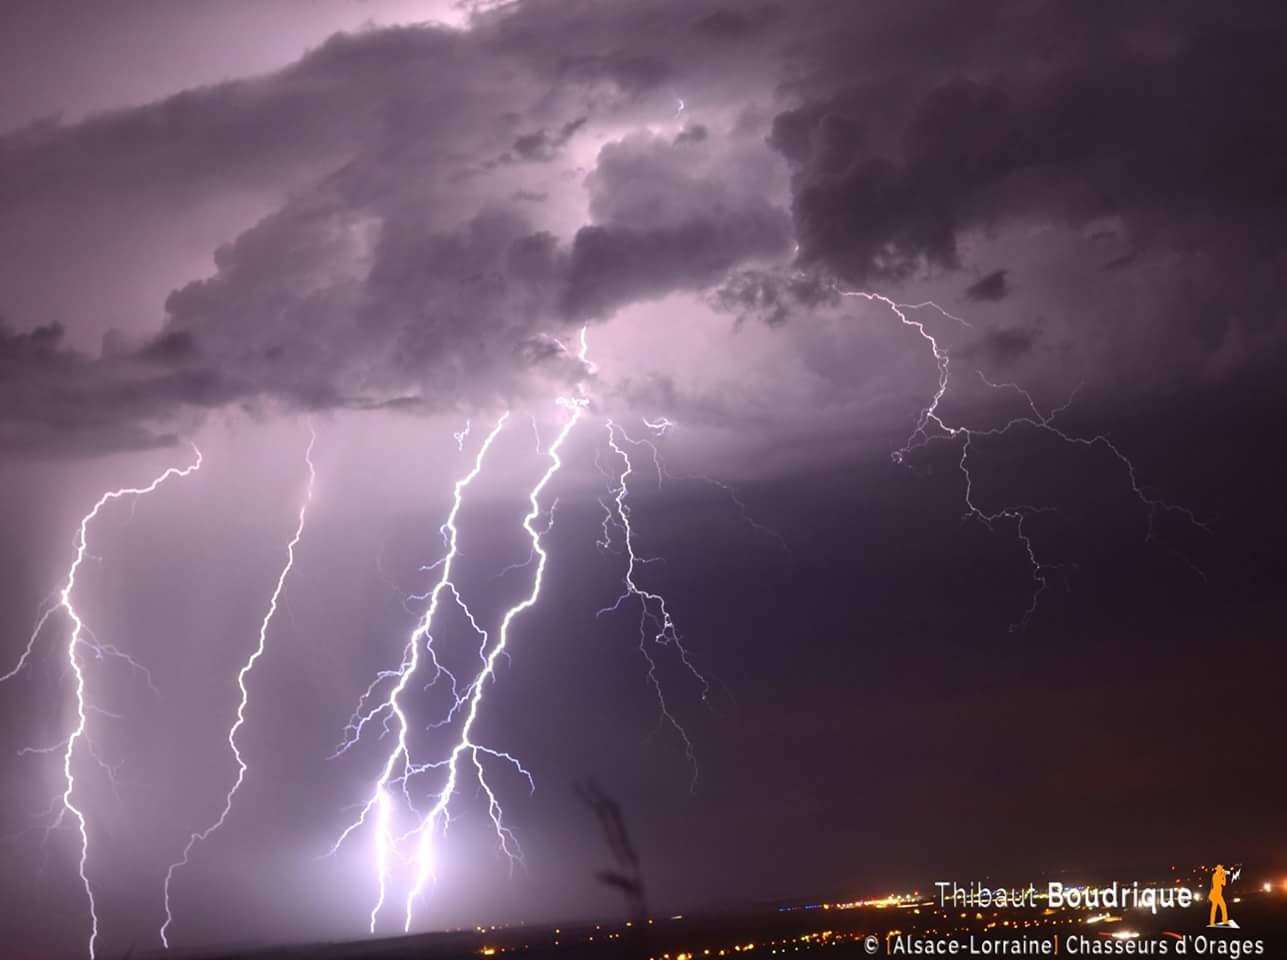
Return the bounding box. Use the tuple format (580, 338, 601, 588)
(158, 427, 318, 948)
(331, 331, 594, 936)
(453, 419, 472, 451)
(401, 389, 586, 929)
(327, 411, 512, 933)
(596, 420, 709, 789)
(0, 445, 202, 959)
(641, 416, 675, 435)
(604, 416, 792, 562)
(840, 288, 1205, 629)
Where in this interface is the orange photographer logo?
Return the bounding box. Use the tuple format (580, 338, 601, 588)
(1207, 863, 1238, 928)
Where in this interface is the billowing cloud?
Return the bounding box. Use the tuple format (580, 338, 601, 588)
(768, 2, 1287, 386)
(2, 0, 1285, 456)
(0, 319, 237, 456)
(563, 130, 792, 316)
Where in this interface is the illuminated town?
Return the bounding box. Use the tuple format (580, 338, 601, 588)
(158, 867, 1284, 958)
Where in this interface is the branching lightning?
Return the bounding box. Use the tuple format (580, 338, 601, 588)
(330, 331, 596, 936)
(608, 417, 793, 562)
(400, 392, 585, 928)
(1, 445, 203, 959)
(839, 288, 1205, 629)
(327, 412, 515, 933)
(596, 420, 710, 789)
(159, 427, 318, 948)
(1, 260, 1189, 957)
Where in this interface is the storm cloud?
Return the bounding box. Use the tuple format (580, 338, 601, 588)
(3, 4, 1287, 957)
(1, 0, 1285, 453)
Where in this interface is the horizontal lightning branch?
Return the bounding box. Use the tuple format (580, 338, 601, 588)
(840, 288, 1205, 629)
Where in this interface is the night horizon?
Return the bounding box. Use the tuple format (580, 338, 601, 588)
(1, 2, 1284, 958)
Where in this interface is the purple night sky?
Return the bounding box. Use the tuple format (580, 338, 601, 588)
(1, 2, 1284, 956)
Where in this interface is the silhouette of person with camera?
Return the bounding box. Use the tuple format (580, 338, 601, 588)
(1208, 864, 1230, 926)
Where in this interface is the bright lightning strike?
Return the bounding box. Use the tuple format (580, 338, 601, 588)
(402, 394, 584, 927)
(332, 331, 594, 936)
(839, 288, 1205, 629)
(0, 445, 202, 960)
(328, 412, 512, 933)
(159, 427, 318, 948)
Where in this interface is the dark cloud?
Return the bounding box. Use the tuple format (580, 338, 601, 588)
(964, 269, 1009, 303)
(3, 0, 1287, 456)
(674, 123, 708, 144)
(563, 212, 789, 317)
(0, 2, 809, 454)
(708, 268, 839, 327)
(693, 4, 781, 40)
(152, 125, 791, 417)
(0, 25, 475, 215)
(136, 330, 198, 364)
(961, 326, 1036, 369)
(772, 4, 1287, 292)
(770, 79, 1015, 282)
(564, 130, 792, 314)
(159, 202, 565, 414)
(508, 116, 587, 162)
(0, 319, 237, 456)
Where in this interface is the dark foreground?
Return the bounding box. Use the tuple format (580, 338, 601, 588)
(141, 884, 1287, 960)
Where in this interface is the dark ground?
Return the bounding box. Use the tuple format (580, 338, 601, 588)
(128, 868, 1287, 960)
